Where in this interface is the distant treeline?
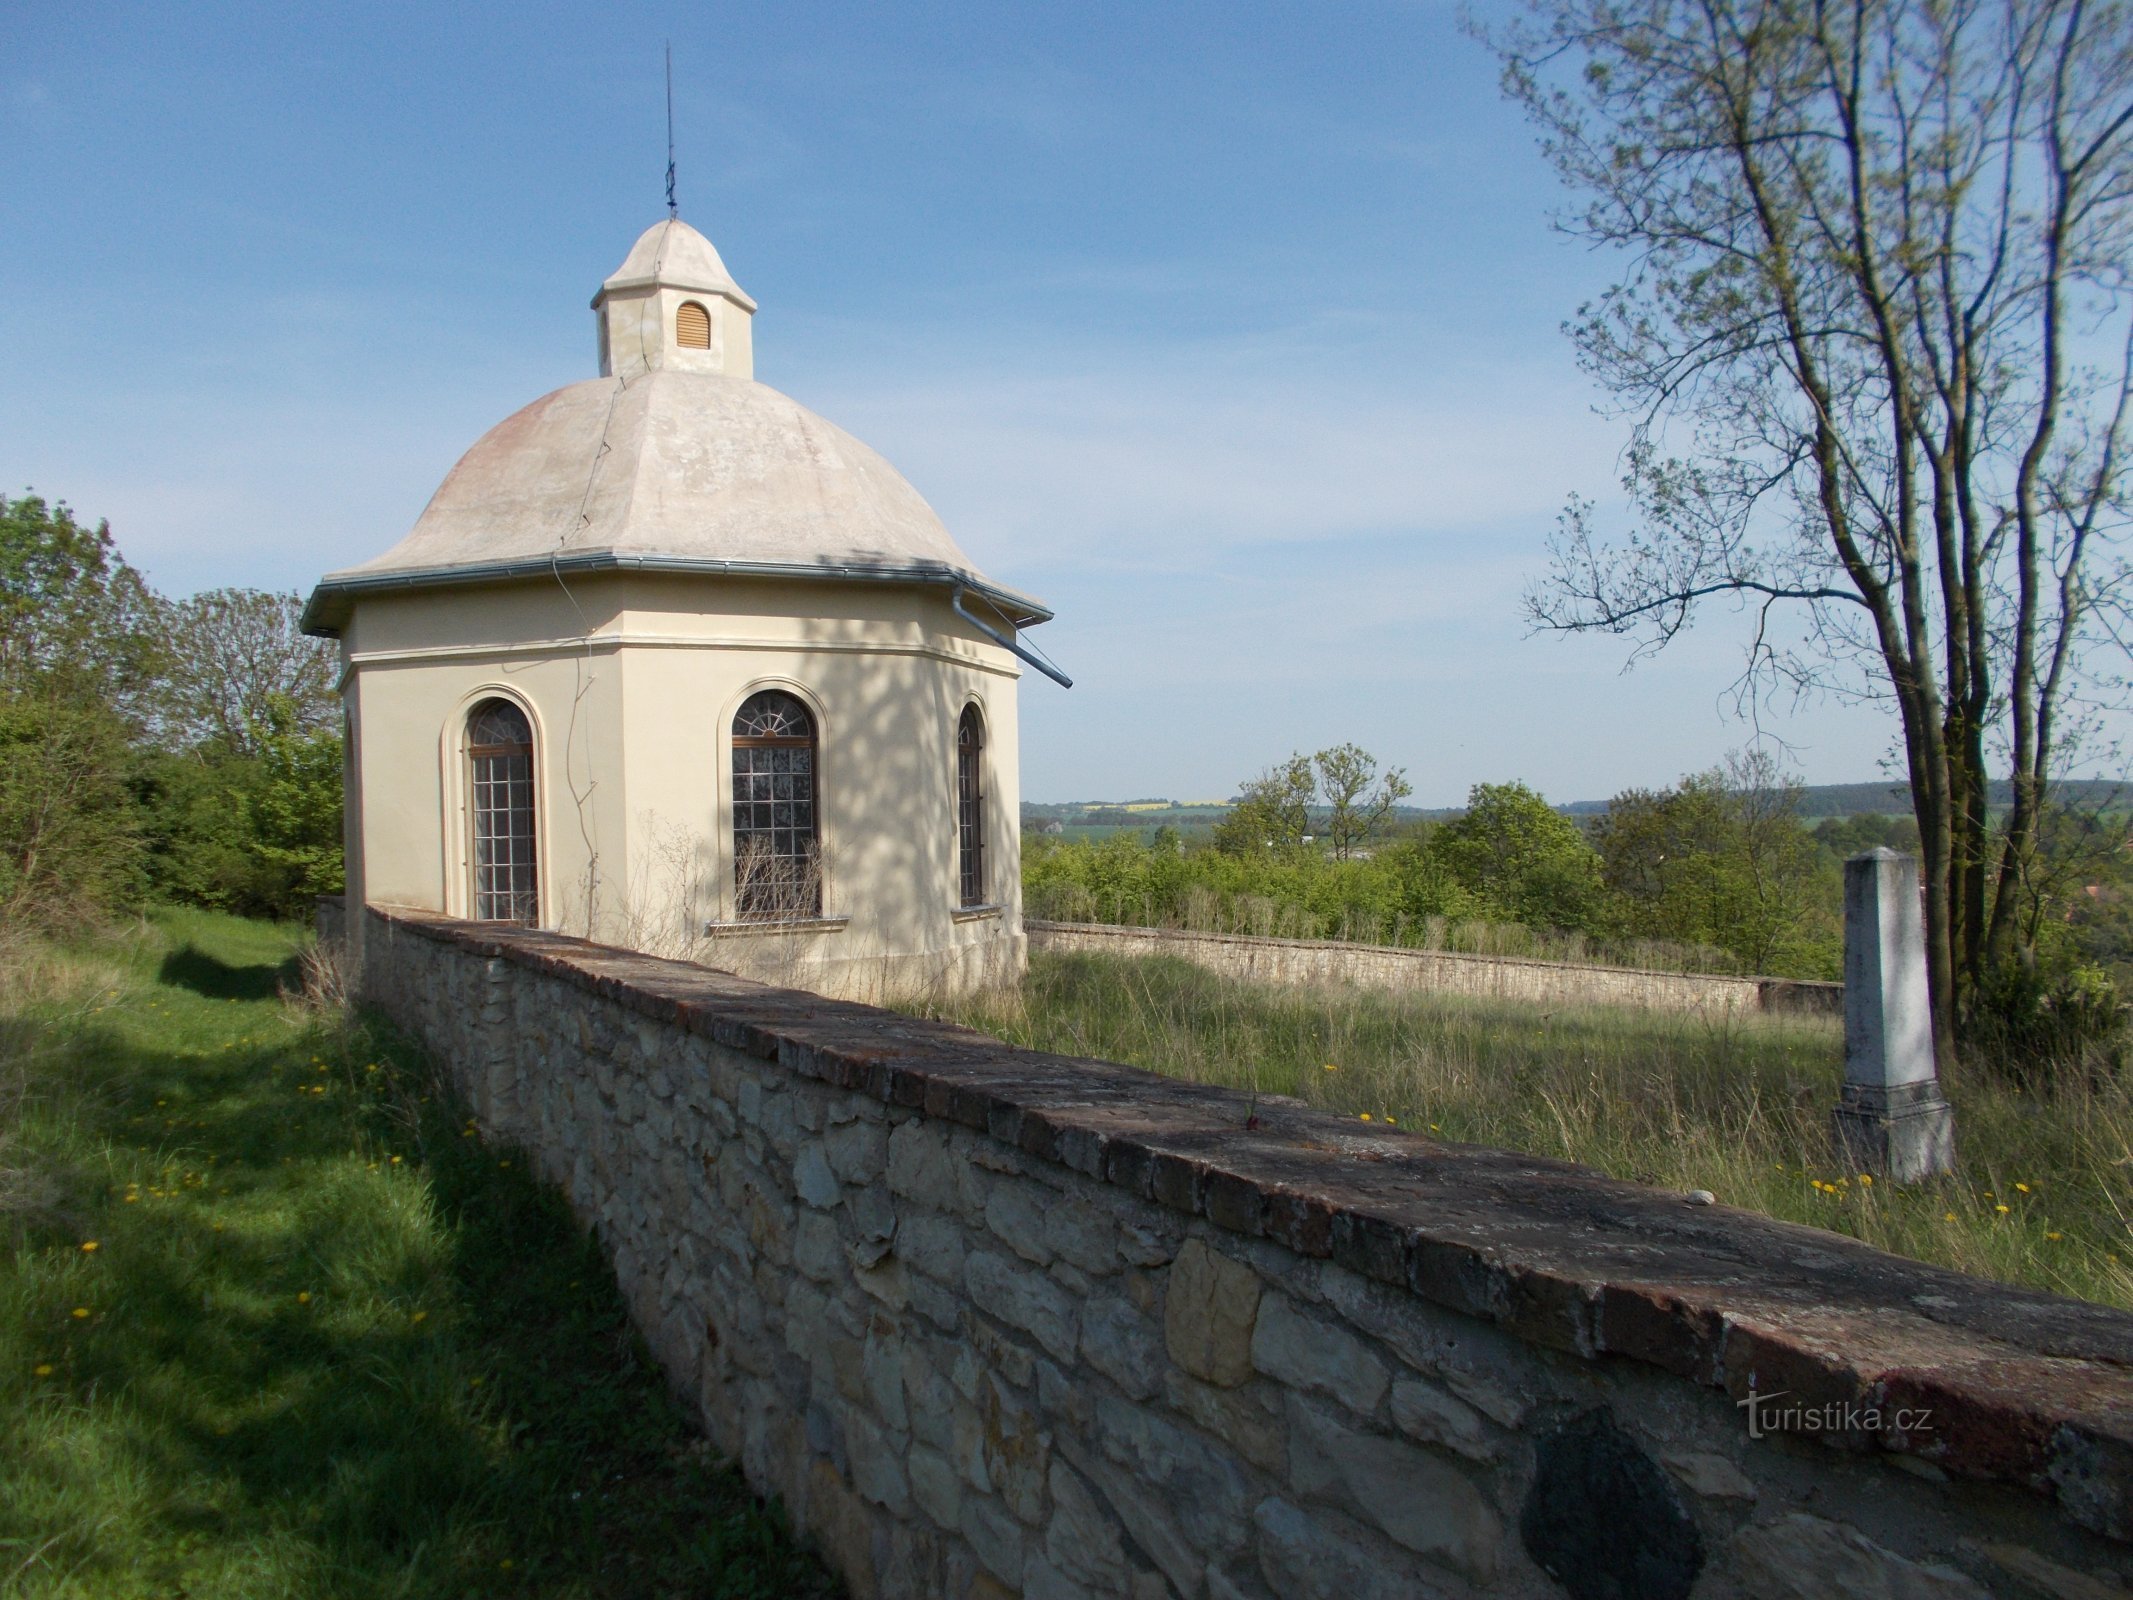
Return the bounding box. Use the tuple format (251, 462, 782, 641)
(1026, 769, 2133, 988)
(1025, 778, 2129, 831)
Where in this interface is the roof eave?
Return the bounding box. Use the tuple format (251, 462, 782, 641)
(591, 276, 759, 313)
(299, 552, 1053, 640)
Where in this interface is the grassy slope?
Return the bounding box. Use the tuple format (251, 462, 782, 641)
(0, 909, 834, 1600)
(922, 951, 2133, 1312)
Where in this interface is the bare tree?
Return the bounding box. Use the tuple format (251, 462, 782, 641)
(1315, 743, 1414, 860)
(157, 588, 338, 755)
(1482, 0, 2133, 1055)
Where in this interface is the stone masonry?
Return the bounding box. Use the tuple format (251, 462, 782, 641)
(359, 904, 2133, 1600)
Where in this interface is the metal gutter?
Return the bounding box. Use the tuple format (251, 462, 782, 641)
(952, 585, 1072, 688)
(300, 552, 1053, 638)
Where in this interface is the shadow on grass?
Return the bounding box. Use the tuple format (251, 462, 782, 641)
(156, 943, 300, 1002)
(7, 999, 838, 1598)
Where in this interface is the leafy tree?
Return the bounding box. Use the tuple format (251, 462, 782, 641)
(1213, 755, 1317, 855)
(243, 698, 345, 913)
(0, 494, 160, 929)
(1314, 743, 1413, 860)
(133, 747, 269, 914)
(1483, 0, 2133, 1055)
(1426, 782, 1604, 931)
(155, 588, 338, 756)
(134, 700, 344, 921)
(0, 700, 140, 929)
(0, 493, 162, 711)
(1813, 811, 1923, 859)
(1593, 752, 1833, 972)
(0, 494, 350, 929)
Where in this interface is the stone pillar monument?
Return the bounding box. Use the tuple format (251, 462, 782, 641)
(1833, 848, 1956, 1181)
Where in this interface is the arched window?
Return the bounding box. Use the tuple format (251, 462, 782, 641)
(957, 705, 985, 906)
(676, 300, 711, 350)
(467, 699, 538, 924)
(732, 690, 820, 919)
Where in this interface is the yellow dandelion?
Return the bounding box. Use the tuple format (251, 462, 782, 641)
(2047, 1231, 2063, 1241)
(1429, 1123, 1439, 1132)
(1858, 1174, 1873, 1186)
(79, 1241, 98, 1253)
(1944, 1211, 1957, 1222)
(70, 1307, 89, 1319)
(2015, 1183, 2031, 1194)
(33, 1363, 53, 1377)
(1995, 1204, 2010, 1215)
(1358, 1112, 1372, 1122)
(411, 1310, 428, 1324)
(1384, 1116, 1397, 1125)
(390, 1156, 403, 1165)
(469, 1376, 484, 1387)
(1322, 1063, 1338, 1072)
(298, 1292, 312, 1304)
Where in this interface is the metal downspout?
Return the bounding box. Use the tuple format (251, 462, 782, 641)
(952, 586, 1072, 688)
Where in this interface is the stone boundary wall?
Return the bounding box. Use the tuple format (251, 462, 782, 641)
(1027, 920, 1845, 1020)
(359, 904, 2131, 1600)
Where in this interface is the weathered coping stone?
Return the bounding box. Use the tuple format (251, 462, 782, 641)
(360, 903, 2133, 1598)
(1026, 919, 1845, 1019)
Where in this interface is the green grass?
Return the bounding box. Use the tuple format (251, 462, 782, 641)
(916, 951, 2133, 1311)
(0, 908, 836, 1599)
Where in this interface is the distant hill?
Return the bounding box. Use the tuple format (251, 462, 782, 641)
(1558, 778, 2129, 818)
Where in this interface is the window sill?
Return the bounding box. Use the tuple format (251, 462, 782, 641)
(702, 916, 851, 937)
(951, 903, 1007, 924)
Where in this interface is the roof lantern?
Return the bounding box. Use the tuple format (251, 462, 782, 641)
(593, 217, 759, 381)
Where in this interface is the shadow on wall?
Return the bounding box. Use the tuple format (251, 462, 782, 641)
(524, 586, 1014, 1004)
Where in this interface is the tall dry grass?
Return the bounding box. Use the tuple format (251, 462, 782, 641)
(916, 951, 2133, 1311)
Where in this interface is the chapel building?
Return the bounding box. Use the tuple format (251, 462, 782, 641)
(302, 216, 1052, 1000)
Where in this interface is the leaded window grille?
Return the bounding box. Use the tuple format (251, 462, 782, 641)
(957, 706, 985, 907)
(732, 690, 820, 920)
(468, 699, 538, 925)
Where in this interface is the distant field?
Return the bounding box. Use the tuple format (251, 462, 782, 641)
(911, 950, 2133, 1312)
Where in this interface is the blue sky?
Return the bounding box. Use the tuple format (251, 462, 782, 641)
(5, 0, 1914, 804)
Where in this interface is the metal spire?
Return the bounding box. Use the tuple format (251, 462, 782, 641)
(664, 43, 678, 218)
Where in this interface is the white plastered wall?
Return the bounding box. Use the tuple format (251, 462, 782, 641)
(337, 572, 1025, 1001)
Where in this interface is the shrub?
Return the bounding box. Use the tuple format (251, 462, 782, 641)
(1965, 958, 2129, 1091)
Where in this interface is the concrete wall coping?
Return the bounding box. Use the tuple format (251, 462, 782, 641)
(367, 903, 2133, 1543)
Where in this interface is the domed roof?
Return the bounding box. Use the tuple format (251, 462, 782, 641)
(303, 220, 1046, 635)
